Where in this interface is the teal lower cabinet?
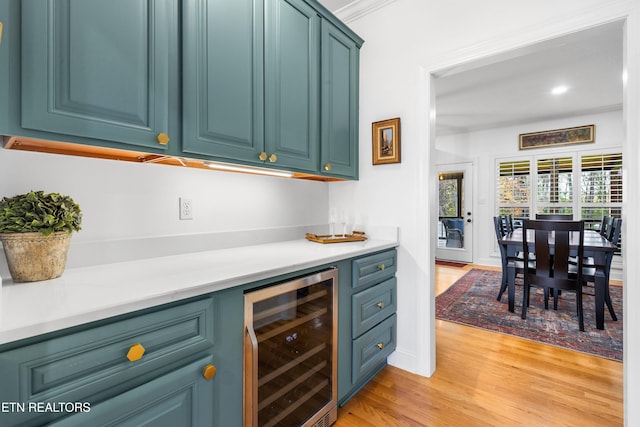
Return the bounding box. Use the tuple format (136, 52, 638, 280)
(338, 248, 398, 405)
(0, 297, 216, 427)
(0, 251, 395, 425)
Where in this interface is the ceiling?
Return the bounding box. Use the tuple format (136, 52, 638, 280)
(318, 2, 624, 138)
(433, 21, 624, 136)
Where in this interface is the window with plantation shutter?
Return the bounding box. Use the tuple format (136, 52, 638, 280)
(497, 160, 530, 221)
(495, 151, 622, 246)
(580, 153, 622, 237)
(537, 157, 573, 215)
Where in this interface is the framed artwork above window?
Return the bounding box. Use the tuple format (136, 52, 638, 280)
(519, 124, 595, 150)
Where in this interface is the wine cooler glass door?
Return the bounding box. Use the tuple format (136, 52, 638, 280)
(244, 268, 338, 427)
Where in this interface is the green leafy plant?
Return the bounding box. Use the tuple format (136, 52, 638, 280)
(0, 191, 82, 236)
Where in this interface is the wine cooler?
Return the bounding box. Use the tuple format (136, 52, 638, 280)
(244, 268, 338, 427)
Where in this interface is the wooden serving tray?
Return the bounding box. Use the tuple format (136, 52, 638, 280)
(305, 231, 367, 244)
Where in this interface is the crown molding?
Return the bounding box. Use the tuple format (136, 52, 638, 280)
(333, 0, 397, 23)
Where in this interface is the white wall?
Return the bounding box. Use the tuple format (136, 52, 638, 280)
(0, 148, 329, 273)
(333, 0, 639, 423)
(437, 110, 623, 268)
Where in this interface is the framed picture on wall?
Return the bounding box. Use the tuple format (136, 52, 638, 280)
(519, 124, 595, 150)
(372, 117, 401, 165)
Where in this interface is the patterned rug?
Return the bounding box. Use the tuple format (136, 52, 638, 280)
(436, 268, 623, 361)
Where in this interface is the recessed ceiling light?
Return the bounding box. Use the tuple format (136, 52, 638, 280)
(551, 85, 568, 95)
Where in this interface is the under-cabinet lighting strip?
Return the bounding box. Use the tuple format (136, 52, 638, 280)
(203, 161, 294, 178)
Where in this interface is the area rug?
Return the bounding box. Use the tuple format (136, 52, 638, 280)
(436, 268, 623, 361)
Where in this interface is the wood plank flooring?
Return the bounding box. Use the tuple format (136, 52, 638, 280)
(335, 264, 624, 426)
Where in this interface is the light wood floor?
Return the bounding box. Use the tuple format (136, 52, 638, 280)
(335, 264, 623, 426)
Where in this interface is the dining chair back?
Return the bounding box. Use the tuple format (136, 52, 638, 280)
(493, 216, 509, 300)
(600, 216, 615, 240)
(499, 215, 513, 234)
(521, 219, 585, 331)
(603, 218, 622, 317)
(535, 213, 573, 220)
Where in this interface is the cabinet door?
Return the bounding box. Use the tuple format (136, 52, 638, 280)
(264, 0, 320, 172)
(21, 0, 178, 152)
(182, 0, 265, 164)
(49, 356, 215, 427)
(321, 21, 360, 179)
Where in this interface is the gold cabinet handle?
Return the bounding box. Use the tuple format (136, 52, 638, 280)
(268, 154, 277, 163)
(324, 163, 331, 171)
(0, 22, 3, 45)
(377, 342, 385, 350)
(157, 133, 170, 145)
(126, 343, 145, 362)
(376, 301, 385, 309)
(259, 152, 267, 161)
(377, 264, 385, 271)
(202, 363, 217, 381)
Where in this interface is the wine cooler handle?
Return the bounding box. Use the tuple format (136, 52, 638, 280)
(245, 325, 259, 427)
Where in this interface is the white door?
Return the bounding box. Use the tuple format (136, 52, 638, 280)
(436, 162, 473, 263)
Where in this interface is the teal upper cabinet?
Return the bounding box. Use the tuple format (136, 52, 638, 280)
(264, 0, 320, 172)
(13, 0, 362, 179)
(21, 0, 179, 152)
(320, 20, 360, 179)
(182, 0, 265, 164)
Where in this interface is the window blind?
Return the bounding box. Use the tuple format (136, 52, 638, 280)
(537, 157, 573, 214)
(497, 160, 530, 220)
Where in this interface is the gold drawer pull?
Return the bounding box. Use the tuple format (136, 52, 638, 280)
(377, 264, 385, 271)
(202, 363, 217, 381)
(377, 342, 385, 350)
(259, 152, 267, 161)
(0, 22, 3, 45)
(268, 154, 277, 163)
(324, 163, 331, 171)
(126, 343, 145, 362)
(376, 302, 385, 309)
(157, 132, 170, 145)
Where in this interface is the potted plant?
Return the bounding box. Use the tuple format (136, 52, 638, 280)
(0, 190, 82, 282)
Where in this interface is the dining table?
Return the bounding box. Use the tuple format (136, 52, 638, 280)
(499, 228, 618, 330)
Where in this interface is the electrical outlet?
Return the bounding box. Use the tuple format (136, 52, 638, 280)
(179, 197, 193, 220)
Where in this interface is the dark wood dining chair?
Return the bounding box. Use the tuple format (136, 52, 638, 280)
(499, 215, 514, 233)
(493, 216, 509, 300)
(600, 215, 615, 240)
(535, 213, 573, 220)
(582, 217, 621, 322)
(495, 216, 535, 303)
(521, 219, 585, 331)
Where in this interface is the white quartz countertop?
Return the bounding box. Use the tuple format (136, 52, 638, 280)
(0, 237, 397, 345)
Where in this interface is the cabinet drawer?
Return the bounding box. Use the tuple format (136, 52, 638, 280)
(352, 249, 397, 289)
(49, 355, 215, 427)
(0, 297, 214, 417)
(352, 277, 396, 337)
(352, 314, 396, 382)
